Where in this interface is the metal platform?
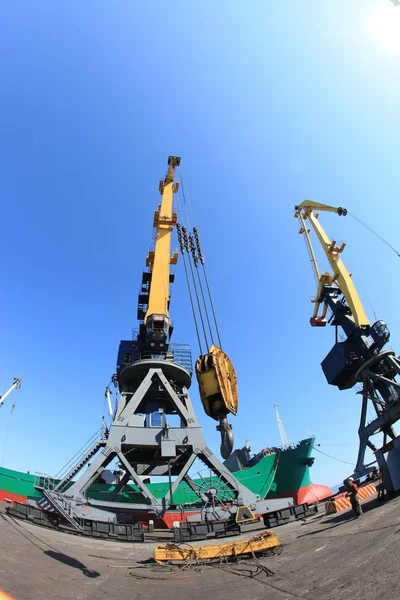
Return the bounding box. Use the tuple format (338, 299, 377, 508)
(6, 501, 146, 542)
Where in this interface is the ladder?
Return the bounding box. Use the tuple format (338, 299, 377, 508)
(55, 439, 104, 492)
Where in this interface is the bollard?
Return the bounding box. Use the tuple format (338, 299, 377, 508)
(173, 520, 181, 543)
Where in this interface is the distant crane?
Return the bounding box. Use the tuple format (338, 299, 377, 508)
(274, 404, 290, 449)
(0, 378, 22, 414)
(295, 200, 400, 490)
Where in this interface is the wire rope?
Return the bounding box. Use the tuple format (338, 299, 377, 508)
(313, 446, 355, 466)
(180, 168, 223, 348)
(348, 211, 400, 258)
(175, 193, 203, 354)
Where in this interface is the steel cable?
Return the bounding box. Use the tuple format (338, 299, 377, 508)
(179, 169, 222, 349)
(313, 446, 356, 466)
(348, 211, 400, 258)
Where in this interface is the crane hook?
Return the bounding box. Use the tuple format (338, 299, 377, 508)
(218, 417, 234, 459)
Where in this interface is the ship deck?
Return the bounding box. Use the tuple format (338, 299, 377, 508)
(1, 491, 399, 599)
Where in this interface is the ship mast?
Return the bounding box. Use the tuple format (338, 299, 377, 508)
(274, 404, 290, 449)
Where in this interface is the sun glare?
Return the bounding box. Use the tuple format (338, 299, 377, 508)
(366, 4, 400, 55)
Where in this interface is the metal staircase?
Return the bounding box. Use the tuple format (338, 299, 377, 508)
(44, 429, 106, 493)
(55, 440, 105, 492)
(34, 472, 82, 530)
(32, 429, 108, 530)
(43, 489, 83, 530)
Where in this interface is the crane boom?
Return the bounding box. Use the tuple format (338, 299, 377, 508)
(295, 201, 370, 328)
(0, 378, 22, 408)
(141, 156, 180, 350)
(116, 157, 183, 380)
(295, 200, 391, 391)
(144, 156, 179, 323)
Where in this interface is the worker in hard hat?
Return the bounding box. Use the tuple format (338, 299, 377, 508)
(344, 477, 363, 518)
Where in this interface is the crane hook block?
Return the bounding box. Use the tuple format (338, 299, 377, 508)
(195, 345, 238, 421)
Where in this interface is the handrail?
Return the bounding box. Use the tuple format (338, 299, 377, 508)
(54, 429, 103, 480)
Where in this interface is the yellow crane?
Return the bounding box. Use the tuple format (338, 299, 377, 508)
(141, 155, 179, 350)
(295, 201, 369, 329)
(295, 200, 400, 484)
(295, 199, 391, 391)
(120, 156, 238, 458)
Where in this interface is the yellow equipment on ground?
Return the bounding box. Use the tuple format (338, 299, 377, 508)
(153, 529, 280, 563)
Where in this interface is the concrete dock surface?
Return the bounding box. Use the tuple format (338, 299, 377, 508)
(1, 493, 399, 600)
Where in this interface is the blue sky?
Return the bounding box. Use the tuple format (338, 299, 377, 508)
(1, 0, 400, 488)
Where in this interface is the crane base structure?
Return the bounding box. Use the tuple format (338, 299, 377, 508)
(353, 350, 400, 494)
(9, 359, 294, 537)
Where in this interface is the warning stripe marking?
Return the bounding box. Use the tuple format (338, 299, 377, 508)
(325, 483, 376, 515)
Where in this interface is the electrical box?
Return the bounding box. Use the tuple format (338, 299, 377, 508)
(161, 440, 176, 457)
